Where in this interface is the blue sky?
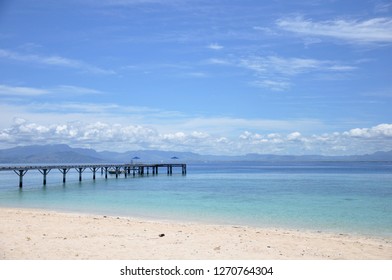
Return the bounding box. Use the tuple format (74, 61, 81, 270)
(0, 0, 391, 155)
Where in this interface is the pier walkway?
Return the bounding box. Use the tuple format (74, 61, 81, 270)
(0, 163, 187, 188)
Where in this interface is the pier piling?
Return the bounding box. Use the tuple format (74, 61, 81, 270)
(76, 168, 85, 182)
(104, 167, 108, 179)
(59, 168, 70, 183)
(38, 169, 51, 185)
(14, 169, 28, 188)
(90, 167, 98, 180)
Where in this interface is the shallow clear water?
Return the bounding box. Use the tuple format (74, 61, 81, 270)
(0, 161, 391, 237)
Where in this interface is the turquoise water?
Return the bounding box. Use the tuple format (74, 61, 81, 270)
(0, 162, 391, 237)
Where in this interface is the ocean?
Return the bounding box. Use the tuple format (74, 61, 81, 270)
(0, 161, 391, 237)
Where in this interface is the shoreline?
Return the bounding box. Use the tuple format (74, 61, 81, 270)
(1, 207, 391, 260)
(2, 204, 390, 239)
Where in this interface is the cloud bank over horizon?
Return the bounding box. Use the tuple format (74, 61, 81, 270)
(1, 118, 391, 156)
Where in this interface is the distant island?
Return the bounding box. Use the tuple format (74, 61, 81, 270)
(0, 144, 391, 164)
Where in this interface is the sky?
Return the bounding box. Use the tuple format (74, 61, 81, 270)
(0, 0, 391, 155)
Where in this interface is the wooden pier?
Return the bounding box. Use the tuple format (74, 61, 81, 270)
(0, 163, 187, 188)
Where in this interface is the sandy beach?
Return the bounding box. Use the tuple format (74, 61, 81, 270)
(0, 207, 391, 260)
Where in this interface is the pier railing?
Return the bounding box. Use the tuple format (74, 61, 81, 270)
(0, 163, 187, 188)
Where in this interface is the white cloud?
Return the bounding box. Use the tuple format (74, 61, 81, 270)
(287, 132, 302, 141)
(26, 102, 174, 118)
(238, 55, 354, 91)
(0, 84, 103, 98)
(205, 42, 357, 90)
(344, 124, 392, 138)
(240, 56, 354, 76)
(253, 26, 279, 36)
(0, 49, 115, 75)
(53, 85, 103, 95)
(206, 58, 231, 65)
(207, 43, 224, 50)
(375, 3, 392, 13)
(276, 17, 392, 44)
(252, 80, 291, 91)
(183, 72, 209, 78)
(0, 85, 49, 96)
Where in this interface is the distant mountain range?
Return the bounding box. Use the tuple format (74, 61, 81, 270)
(0, 144, 391, 164)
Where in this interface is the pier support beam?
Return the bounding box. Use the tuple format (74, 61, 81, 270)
(14, 170, 28, 188)
(115, 167, 120, 178)
(90, 167, 98, 180)
(182, 164, 187, 175)
(38, 169, 51, 185)
(76, 168, 85, 182)
(59, 168, 70, 183)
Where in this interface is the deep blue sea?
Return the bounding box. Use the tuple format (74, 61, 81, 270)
(0, 161, 391, 237)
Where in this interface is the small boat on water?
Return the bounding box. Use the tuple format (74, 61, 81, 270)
(108, 170, 124, 175)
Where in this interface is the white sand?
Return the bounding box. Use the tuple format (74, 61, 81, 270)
(0, 207, 391, 260)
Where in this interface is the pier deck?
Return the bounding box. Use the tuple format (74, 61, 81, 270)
(0, 163, 187, 188)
